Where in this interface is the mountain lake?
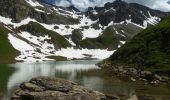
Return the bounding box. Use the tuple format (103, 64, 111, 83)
(0, 60, 170, 100)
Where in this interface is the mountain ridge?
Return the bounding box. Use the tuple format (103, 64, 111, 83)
(0, 0, 169, 62)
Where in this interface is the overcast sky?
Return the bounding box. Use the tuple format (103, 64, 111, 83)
(125, 0, 170, 12)
(54, 0, 170, 12)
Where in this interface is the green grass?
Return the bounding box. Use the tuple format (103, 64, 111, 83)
(0, 64, 15, 95)
(97, 26, 122, 49)
(19, 22, 71, 49)
(80, 38, 103, 49)
(0, 25, 19, 63)
(71, 29, 82, 45)
(80, 26, 123, 49)
(108, 16, 170, 75)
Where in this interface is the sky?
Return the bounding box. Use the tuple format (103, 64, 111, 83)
(125, 0, 170, 12)
(43, 0, 170, 12)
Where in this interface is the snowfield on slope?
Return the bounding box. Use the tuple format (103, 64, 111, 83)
(0, 3, 161, 62)
(8, 33, 114, 62)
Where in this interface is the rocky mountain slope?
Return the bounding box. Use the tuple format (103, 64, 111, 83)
(99, 16, 170, 81)
(0, 0, 168, 62)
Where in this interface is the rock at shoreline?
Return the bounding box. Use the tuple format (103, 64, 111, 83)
(11, 77, 119, 100)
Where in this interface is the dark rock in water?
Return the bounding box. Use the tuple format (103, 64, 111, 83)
(11, 77, 119, 100)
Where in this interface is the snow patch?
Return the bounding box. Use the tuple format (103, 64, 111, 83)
(0, 16, 36, 28)
(0, 14, 102, 39)
(53, 7, 81, 19)
(8, 33, 55, 62)
(55, 48, 115, 60)
(120, 41, 126, 44)
(141, 11, 160, 28)
(82, 27, 102, 39)
(35, 8, 49, 14)
(25, 0, 44, 7)
(146, 11, 160, 25)
(8, 34, 34, 51)
(8, 32, 115, 62)
(126, 19, 145, 29)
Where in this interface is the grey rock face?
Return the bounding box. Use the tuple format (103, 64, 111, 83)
(11, 77, 118, 100)
(0, 0, 79, 24)
(86, 0, 168, 26)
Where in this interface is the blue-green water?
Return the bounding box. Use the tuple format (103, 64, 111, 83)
(0, 60, 170, 100)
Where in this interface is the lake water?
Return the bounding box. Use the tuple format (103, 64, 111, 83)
(0, 60, 170, 100)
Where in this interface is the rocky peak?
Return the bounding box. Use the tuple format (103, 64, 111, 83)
(0, 0, 80, 24)
(86, 0, 168, 26)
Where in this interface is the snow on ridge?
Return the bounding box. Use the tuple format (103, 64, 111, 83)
(0, 14, 105, 47)
(80, 15, 98, 26)
(120, 41, 126, 44)
(0, 13, 102, 38)
(122, 11, 161, 29)
(125, 19, 145, 29)
(141, 11, 160, 28)
(53, 7, 81, 19)
(146, 11, 160, 25)
(91, 10, 98, 15)
(35, 8, 50, 14)
(0, 16, 36, 28)
(25, 0, 44, 7)
(41, 14, 102, 39)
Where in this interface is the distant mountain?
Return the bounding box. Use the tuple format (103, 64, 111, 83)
(81, 0, 169, 50)
(86, 0, 167, 26)
(0, 0, 169, 62)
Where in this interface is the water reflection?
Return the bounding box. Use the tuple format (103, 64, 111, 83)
(7, 60, 99, 89)
(3, 60, 135, 99)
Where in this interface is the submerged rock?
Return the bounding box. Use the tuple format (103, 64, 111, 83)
(11, 77, 119, 100)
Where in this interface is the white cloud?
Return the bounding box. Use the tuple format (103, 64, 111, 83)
(53, 0, 170, 12)
(56, 0, 71, 7)
(124, 0, 170, 12)
(152, 0, 170, 11)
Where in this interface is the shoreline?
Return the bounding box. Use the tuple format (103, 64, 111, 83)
(97, 60, 170, 86)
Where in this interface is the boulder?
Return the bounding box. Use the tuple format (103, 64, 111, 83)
(11, 77, 119, 100)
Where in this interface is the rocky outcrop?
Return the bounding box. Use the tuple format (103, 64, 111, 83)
(11, 77, 119, 100)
